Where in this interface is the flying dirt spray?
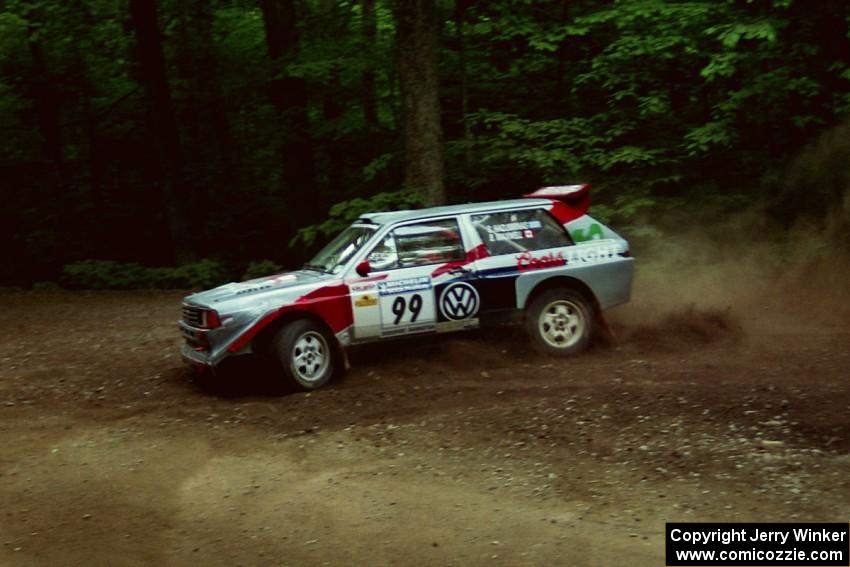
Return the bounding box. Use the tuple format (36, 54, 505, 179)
(609, 118, 850, 341)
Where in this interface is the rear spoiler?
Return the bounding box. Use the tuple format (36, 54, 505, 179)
(524, 184, 590, 223)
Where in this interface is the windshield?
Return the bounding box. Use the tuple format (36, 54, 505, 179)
(306, 224, 377, 274)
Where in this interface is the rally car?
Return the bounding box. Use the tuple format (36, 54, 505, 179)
(180, 184, 634, 390)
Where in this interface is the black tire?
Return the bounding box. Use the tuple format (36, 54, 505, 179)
(525, 288, 595, 356)
(271, 319, 335, 390)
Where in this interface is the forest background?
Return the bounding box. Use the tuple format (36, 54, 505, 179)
(1, 0, 848, 288)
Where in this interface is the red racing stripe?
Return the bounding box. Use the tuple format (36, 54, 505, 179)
(295, 283, 353, 333)
(226, 283, 353, 353)
(431, 244, 489, 278)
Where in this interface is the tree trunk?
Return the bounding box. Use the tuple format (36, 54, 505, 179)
(71, 0, 108, 255)
(395, 0, 445, 206)
(319, 0, 345, 204)
(193, 0, 239, 195)
(129, 0, 194, 263)
(175, 0, 240, 254)
(454, 0, 472, 173)
(362, 0, 378, 126)
(260, 0, 319, 234)
(23, 4, 65, 185)
(22, 2, 67, 272)
(554, 0, 570, 101)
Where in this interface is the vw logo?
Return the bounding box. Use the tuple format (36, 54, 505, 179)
(440, 282, 480, 321)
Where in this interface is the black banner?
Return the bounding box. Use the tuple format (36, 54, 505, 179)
(666, 523, 849, 566)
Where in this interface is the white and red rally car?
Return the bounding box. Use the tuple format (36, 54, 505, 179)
(180, 185, 633, 389)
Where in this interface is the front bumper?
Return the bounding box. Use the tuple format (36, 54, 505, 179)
(181, 342, 214, 368)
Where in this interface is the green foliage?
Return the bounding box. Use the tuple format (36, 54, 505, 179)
(592, 195, 657, 227)
(292, 189, 424, 247)
(471, 112, 586, 179)
(362, 154, 394, 182)
(172, 259, 230, 290)
(62, 259, 228, 290)
(683, 121, 736, 156)
(242, 259, 284, 281)
(463, 0, 848, 216)
(2, 0, 850, 285)
(32, 281, 61, 291)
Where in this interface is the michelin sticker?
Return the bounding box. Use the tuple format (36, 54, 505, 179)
(378, 276, 432, 296)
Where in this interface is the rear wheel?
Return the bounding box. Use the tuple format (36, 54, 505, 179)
(271, 319, 335, 390)
(525, 288, 595, 356)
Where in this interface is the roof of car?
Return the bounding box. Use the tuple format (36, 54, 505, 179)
(358, 198, 553, 225)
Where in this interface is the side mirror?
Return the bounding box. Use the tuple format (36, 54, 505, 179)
(355, 260, 371, 277)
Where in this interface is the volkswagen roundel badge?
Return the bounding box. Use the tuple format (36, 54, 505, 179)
(440, 282, 480, 321)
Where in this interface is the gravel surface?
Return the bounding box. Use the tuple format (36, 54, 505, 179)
(0, 285, 848, 566)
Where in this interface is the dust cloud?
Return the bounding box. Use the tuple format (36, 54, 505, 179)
(610, 119, 850, 340)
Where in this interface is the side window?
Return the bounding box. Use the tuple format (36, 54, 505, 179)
(366, 233, 398, 271)
(471, 209, 572, 256)
(396, 219, 465, 267)
(366, 219, 465, 271)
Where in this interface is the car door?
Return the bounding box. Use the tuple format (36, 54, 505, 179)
(464, 207, 576, 314)
(347, 217, 474, 341)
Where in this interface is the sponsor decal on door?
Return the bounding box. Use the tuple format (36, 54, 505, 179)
(439, 282, 480, 321)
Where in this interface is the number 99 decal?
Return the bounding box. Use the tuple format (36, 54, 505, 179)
(391, 294, 423, 325)
(377, 276, 436, 333)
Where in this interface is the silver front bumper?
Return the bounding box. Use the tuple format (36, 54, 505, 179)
(181, 342, 214, 368)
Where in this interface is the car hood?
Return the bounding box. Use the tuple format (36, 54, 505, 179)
(185, 269, 336, 307)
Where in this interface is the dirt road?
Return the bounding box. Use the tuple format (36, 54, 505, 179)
(0, 271, 848, 565)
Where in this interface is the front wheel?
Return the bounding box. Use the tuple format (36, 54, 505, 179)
(525, 288, 595, 356)
(272, 319, 335, 390)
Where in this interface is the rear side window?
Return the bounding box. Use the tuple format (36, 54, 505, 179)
(366, 218, 465, 270)
(471, 209, 572, 255)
